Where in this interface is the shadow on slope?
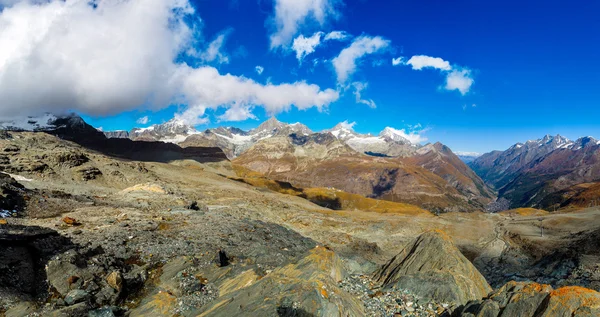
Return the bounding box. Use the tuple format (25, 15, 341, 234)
(47, 116, 228, 164)
(0, 225, 76, 303)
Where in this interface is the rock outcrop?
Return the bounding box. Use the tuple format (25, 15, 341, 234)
(373, 230, 492, 305)
(198, 246, 365, 316)
(455, 281, 600, 317)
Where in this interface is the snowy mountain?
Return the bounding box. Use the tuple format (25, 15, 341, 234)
(103, 117, 425, 159)
(0, 113, 62, 131)
(180, 117, 313, 159)
(326, 122, 418, 157)
(471, 134, 600, 209)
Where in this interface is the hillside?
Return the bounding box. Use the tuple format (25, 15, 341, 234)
(472, 135, 600, 209)
(234, 132, 493, 212)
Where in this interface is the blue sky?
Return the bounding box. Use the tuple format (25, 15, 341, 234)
(1, 0, 598, 153)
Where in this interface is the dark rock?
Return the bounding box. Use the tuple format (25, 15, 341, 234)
(77, 167, 102, 181)
(0, 173, 26, 216)
(88, 307, 116, 317)
(64, 289, 90, 305)
(216, 249, 230, 267)
(3, 144, 19, 152)
(55, 152, 89, 168)
(0, 131, 12, 140)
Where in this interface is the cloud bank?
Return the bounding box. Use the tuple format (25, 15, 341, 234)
(0, 0, 339, 124)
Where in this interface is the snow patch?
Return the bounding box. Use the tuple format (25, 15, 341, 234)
(0, 113, 58, 131)
(5, 173, 33, 182)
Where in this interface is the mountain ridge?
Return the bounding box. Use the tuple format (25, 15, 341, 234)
(472, 134, 600, 209)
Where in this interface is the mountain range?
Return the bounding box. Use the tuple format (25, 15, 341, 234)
(103, 117, 493, 212)
(471, 134, 600, 209)
(5, 114, 600, 212)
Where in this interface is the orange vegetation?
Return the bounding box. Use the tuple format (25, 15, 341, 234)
(303, 188, 431, 216)
(500, 208, 549, 217)
(549, 286, 600, 307)
(231, 165, 432, 216)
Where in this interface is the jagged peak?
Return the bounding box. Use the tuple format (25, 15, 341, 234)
(253, 116, 286, 133)
(328, 121, 356, 132)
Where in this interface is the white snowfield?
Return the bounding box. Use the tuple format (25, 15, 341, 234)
(0, 113, 59, 131)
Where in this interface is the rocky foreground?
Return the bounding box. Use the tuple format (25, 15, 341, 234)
(0, 130, 599, 316)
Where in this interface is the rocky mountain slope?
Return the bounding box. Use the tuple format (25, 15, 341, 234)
(471, 134, 600, 209)
(234, 131, 493, 212)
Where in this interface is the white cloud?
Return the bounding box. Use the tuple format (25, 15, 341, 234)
(392, 57, 405, 66)
(136, 116, 149, 124)
(292, 32, 323, 62)
(199, 30, 232, 64)
(217, 104, 257, 122)
(406, 55, 451, 71)
(332, 35, 390, 84)
(174, 65, 339, 123)
(393, 54, 475, 95)
(324, 30, 349, 41)
(255, 65, 264, 75)
(268, 0, 341, 50)
(0, 0, 339, 123)
(352, 82, 376, 108)
(292, 30, 351, 63)
(445, 68, 474, 95)
(174, 106, 210, 126)
(337, 120, 356, 130)
(383, 126, 429, 144)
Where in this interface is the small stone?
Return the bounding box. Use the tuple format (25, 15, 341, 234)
(106, 271, 123, 292)
(0, 219, 7, 225)
(406, 306, 415, 312)
(72, 229, 82, 235)
(64, 289, 89, 305)
(62, 216, 80, 226)
(67, 275, 80, 285)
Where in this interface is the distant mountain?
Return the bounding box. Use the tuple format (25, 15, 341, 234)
(471, 134, 600, 209)
(104, 118, 421, 159)
(180, 117, 313, 159)
(326, 124, 418, 157)
(0, 113, 228, 164)
(104, 118, 200, 143)
(234, 130, 494, 213)
(455, 152, 481, 163)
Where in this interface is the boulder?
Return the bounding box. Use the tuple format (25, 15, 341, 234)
(373, 230, 492, 305)
(64, 289, 90, 305)
(455, 282, 600, 317)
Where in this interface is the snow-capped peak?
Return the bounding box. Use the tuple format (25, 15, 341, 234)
(379, 127, 412, 144)
(327, 124, 357, 140)
(0, 113, 60, 131)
